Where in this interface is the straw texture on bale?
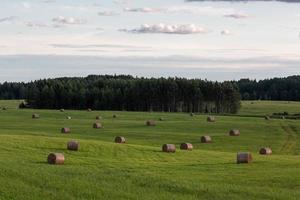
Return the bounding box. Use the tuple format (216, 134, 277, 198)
(259, 147, 272, 155)
(115, 136, 126, 144)
(61, 127, 71, 133)
(93, 122, 102, 129)
(146, 120, 156, 126)
(67, 140, 79, 151)
(180, 143, 193, 150)
(162, 144, 176, 153)
(32, 114, 40, 119)
(229, 129, 240, 136)
(47, 153, 65, 165)
(207, 116, 215, 122)
(265, 116, 270, 120)
(201, 136, 212, 143)
(237, 152, 253, 164)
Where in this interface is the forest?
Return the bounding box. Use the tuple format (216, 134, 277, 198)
(0, 75, 299, 113)
(0, 75, 240, 113)
(238, 76, 300, 101)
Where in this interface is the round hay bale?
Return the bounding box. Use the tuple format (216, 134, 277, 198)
(66, 116, 72, 120)
(229, 129, 240, 136)
(146, 120, 156, 126)
(162, 144, 176, 153)
(190, 113, 194, 117)
(93, 122, 102, 129)
(32, 114, 40, 119)
(207, 116, 215, 122)
(113, 114, 117, 118)
(180, 143, 193, 150)
(201, 136, 212, 143)
(237, 152, 253, 164)
(96, 115, 102, 120)
(47, 153, 65, 165)
(159, 117, 164, 121)
(265, 115, 270, 120)
(67, 140, 79, 151)
(115, 136, 126, 144)
(60, 109, 65, 112)
(87, 108, 92, 112)
(61, 127, 71, 134)
(259, 147, 272, 155)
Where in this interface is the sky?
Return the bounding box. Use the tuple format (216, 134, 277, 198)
(0, 0, 300, 82)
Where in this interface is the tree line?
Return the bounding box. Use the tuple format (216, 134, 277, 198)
(238, 76, 300, 101)
(0, 75, 241, 113)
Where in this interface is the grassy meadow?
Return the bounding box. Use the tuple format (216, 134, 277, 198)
(0, 100, 299, 199)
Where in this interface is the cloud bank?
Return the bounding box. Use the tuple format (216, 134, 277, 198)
(121, 23, 209, 34)
(52, 16, 86, 25)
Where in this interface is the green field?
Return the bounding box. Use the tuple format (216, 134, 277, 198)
(0, 100, 299, 200)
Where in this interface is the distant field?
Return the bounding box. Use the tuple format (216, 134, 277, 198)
(0, 100, 299, 199)
(240, 101, 300, 116)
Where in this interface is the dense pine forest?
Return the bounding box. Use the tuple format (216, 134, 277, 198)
(0, 75, 299, 113)
(238, 76, 300, 101)
(0, 75, 240, 113)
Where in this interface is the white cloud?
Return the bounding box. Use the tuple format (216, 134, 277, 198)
(224, 13, 249, 19)
(124, 7, 162, 13)
(0, 16, 18, 23)
(98, 11, 119, 16)
(124, 5, 236, 16)
(25, 22, 48, 28)
(121, 23, 209, 34)
(21, 2, 31, 9)
(221, 29, 232, 35)
(167, 6, 235, 15)
(52, 16, 87, 25)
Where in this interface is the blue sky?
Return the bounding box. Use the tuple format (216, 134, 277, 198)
(0, 0, 300, 82)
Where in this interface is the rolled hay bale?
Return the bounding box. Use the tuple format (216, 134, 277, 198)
(61, 127, 71, 134)
(159, 117, 164, 121)
(162, 144, 176, 153)
(47, 153, 65, 165)
(201, 136, 212, 143)
(115, 136, 126, 144)
(60, 109, 65, 112)
(259, 147, 272, 155)
(265, 115, 270, 120)
(229, 129, 240, 136)
(87, 108, 92, 112)
(180, 143, 193, 150)
(207, 116, 215, 122)
(96, 115, 102, 120)
(237, 152, 253, 164)
(190, 113, 194, 117)
(66, 116, 72, 120)
(146, 120, 156, 126)
(32, 114, 40, 119)
(93, 122, 102, 129)
(67, 140, 79, 151)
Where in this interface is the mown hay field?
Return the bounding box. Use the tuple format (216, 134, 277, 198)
(0, 100, 299, 200)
